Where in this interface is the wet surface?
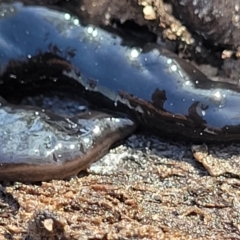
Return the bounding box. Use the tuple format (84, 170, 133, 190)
(1, 0, 240, 239)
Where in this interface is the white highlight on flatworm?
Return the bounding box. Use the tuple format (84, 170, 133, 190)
(64, 13, 71, 21)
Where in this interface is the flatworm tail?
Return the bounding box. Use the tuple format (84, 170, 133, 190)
(0, 103, 135, 181)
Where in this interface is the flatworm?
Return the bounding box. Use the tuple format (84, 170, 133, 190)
(0, 2, 240, 181)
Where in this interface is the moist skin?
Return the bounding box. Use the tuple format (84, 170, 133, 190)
(1, 3, 240, 181)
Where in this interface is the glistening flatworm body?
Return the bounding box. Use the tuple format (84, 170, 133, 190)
(0, 2, 240, 181)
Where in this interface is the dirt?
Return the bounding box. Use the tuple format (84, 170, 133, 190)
(1, 0, 240, 239)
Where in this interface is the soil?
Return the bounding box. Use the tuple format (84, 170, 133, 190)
(1, 0, 240, 239)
